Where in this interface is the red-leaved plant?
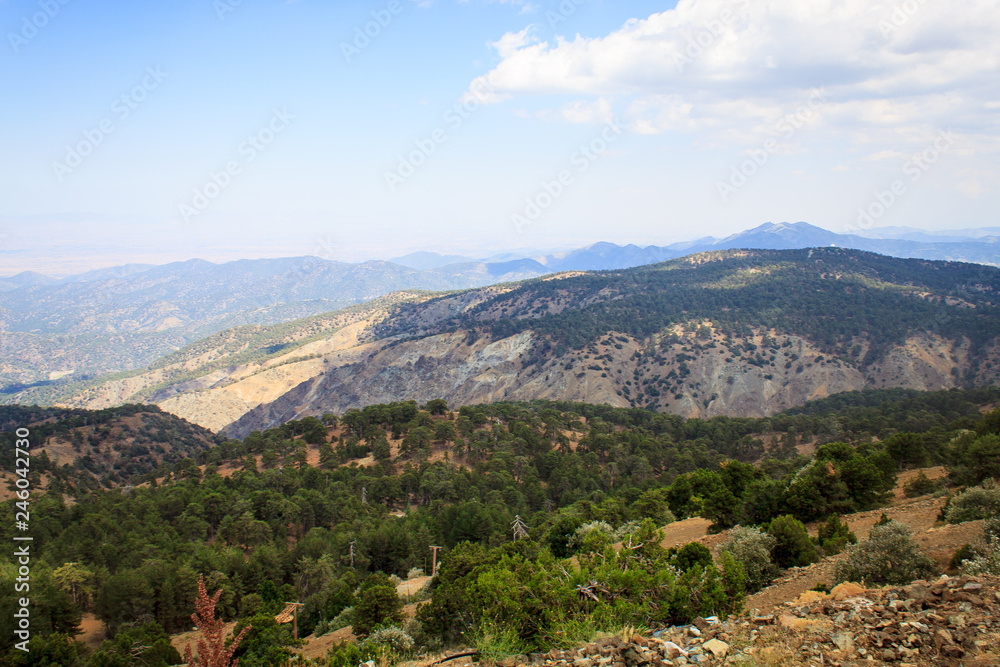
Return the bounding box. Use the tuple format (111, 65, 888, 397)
(183, 575, 251, 667)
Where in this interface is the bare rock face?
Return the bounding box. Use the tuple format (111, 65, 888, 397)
(220, 324, 1000, 438)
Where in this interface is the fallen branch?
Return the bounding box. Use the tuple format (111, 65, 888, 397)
(428, 650, 481, 665)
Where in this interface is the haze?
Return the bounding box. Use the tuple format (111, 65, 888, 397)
(1, 0, 997, 275)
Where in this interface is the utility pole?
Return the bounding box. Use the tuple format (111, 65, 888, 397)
(280, 602, 305, 640)
(429, 545, 442, 577)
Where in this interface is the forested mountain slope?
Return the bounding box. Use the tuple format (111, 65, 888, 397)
(0, 404, 217, 494)
(3, 388, 999, 666)
(226, 249, 1000, 436)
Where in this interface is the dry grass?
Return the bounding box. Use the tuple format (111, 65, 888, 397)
(725, 625, 815, 666)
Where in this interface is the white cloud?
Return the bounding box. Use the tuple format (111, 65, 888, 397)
(492, 25, 538, 58)
(466, 0, 1000, 151)
(955, 168, 1000, 197)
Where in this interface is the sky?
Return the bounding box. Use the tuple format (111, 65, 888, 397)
(1, 0, 998, 275)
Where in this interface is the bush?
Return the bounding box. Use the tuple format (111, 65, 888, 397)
(353, 573, 404, 637)
(719, 551, 747, 612)
(816, 514, 857, 556)
(364, 625, 415, 655)
(945, 480, 1000, 523)
(950, 544, 977, 570)
(720, 526, 778, 593)
(89, 622, 181, 667)
(328, 606, 355, 631)
(904, 471, 941, 498)
(986, 514, 1000, 542)
(407, 568, 425, 580)
(669, 542, 714, 572)
(231, 613, 300, 667)
(569, 521, 615, 551)
(471, 621, 530, 663)
(954, 515, 1000, 576)
(834, 520, 936, 586)
(767, 515, 819, 568)
(949, 433, 1000, 484)
(326, 641, 383, 667)
(961, 540, 1000, 576)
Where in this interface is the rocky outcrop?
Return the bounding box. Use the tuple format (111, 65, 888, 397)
(755, 575, 1000, 665)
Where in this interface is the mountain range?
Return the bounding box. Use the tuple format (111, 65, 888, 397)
(2, 222, 997, 405)
(27, 247, 999, 438)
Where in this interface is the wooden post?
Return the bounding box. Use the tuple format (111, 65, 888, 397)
(283, 602, 305, 640)
(430, 545, 442, 577)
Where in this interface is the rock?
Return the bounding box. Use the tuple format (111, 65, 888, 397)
(701, 639, 729, 659)
(795, 590, 830, 605)
(573, 659, 593, 667)
(941, 644, 965, 658)
(964, 582, 983, 591)
(831, 582, 867, 601)
(831, 631, 855, 654)
(882, 648, 896, 661)
(663, 642, 687, 659)
(934, 628, 954, 647)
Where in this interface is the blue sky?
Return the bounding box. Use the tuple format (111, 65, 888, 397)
(1, 0, 997, 275)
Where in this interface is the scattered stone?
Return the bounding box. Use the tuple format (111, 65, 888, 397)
(474, 576, 998, 667)
(831, 631, 854, 654)
(662, 642, 687, 659)
(700, 639, 728, 659)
